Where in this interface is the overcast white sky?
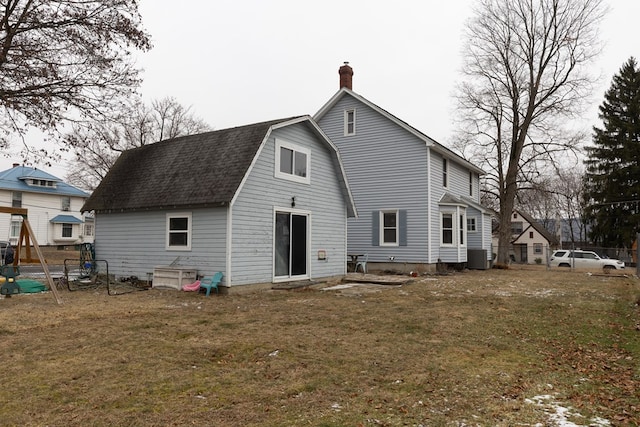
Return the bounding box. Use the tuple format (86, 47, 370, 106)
(3, 0, 639, 178)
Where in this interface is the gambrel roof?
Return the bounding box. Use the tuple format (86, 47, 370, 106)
(314, 87, 485, 175)
(82, 116, 356, 216)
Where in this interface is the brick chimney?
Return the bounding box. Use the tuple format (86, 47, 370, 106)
(12, 163, 19, 168)
(339, 61, 353, 90)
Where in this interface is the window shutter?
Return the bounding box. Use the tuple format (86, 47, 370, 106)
(399, 209, 407, 246)
(372, 211, 379, 246)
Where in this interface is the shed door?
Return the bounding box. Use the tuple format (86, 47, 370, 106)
(275, 211, 308, 280)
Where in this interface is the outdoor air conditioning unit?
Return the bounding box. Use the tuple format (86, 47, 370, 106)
(467, 249, 488, 270)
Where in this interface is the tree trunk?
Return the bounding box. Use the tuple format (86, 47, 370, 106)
(497, 167, 519, 265)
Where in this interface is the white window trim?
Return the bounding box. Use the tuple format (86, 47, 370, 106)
(441, 208, 466, 247)
(441, 211, 454, 246)
(344, 109, 356, 136)
(459, 212, 467, 247)
(274, 139, 311, 185)
(467, 217, 477, 232)
(166, 212, 192, 251)
(61, 196, 71, 211)
(469, 172, 474, 196)
(272, 207, 311, 282)
(10, 219, 22, 239)
(379, 210, 399, 247)
(443, 158, 449, 188)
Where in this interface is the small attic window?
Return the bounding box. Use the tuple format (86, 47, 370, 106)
(28, 179, 56, 188)
(344, 109, 356, 136)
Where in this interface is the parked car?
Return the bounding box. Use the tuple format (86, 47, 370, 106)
(549, 250, 625, 271)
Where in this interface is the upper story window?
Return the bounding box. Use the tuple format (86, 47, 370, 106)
(166, 212, 192, 250)
(344, 109, 356, 136)
(469, 172, 474, 196)
(12, 191, 22, 208)
(511, 221, 523, 234)
(275, 139, 310, 184)
(443, 158, 449, 188)
(61, 196, 70, 211)
(380, 210, 398, 246)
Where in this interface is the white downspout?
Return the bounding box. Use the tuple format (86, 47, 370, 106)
(225, 203, 233, 288)
(426, 146, 432, 264)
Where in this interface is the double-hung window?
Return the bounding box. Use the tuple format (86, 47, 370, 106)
(166, 212, 192, 250)
(441, 210, 466, 246)
(61, 196, 70, 211)
(62, 223, 73, 238)
(275, 139, 310, 184)
(12, 191, 21, 208)
(344, 109, 356, 135)
(443, 158, 449, 188)
(10, 220, 21, 239)
(380, 210, 398, 246)
(467, 217, 477, 232)
(469, 172, 474, 196)
(441, 213, 453, 245)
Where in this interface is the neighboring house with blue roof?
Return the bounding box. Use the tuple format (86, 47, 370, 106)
(0, 164, 92, 246)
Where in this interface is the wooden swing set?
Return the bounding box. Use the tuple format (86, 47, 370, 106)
(0, 207, 62, 305)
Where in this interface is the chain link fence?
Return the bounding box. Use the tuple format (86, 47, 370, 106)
(491, 243, 636, 270)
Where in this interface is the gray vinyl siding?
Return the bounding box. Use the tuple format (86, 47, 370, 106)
(430, 149, 445, 262)
(93, 208, 227, 281)
(230, 122, 348, 286)
(317, 91, 487, 267)
(466, 207, 483, 249)
(317, 95, 429, 264)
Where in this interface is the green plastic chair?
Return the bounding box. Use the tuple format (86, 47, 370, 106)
(199, 272, 223, 296)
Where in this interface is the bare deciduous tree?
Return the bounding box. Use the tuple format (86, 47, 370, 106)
(455, 0, 606, 264)
(516, 166, 588, 246)
(0, 0, 151, 158)
(65, 97, 212, 190)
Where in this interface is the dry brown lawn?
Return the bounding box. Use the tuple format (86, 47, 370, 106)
(0, 266, 639, 426)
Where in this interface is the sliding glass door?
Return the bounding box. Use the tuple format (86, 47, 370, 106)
(275, 211, 308, 280)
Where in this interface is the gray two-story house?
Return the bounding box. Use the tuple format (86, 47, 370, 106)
(315, 63, 491, 271)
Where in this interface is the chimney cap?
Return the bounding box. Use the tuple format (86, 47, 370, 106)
(12, 163, 19, 168)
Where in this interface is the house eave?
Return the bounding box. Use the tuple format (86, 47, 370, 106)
(88, 201, 229, 214)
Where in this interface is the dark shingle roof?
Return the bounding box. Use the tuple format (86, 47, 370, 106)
(83, 117, 301, 212)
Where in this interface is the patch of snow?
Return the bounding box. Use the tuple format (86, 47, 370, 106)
(322, 284, 356, 291)
(526, 394, 611, 427)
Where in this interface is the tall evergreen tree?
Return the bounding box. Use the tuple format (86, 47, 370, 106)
(584, 57, 640, 247)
